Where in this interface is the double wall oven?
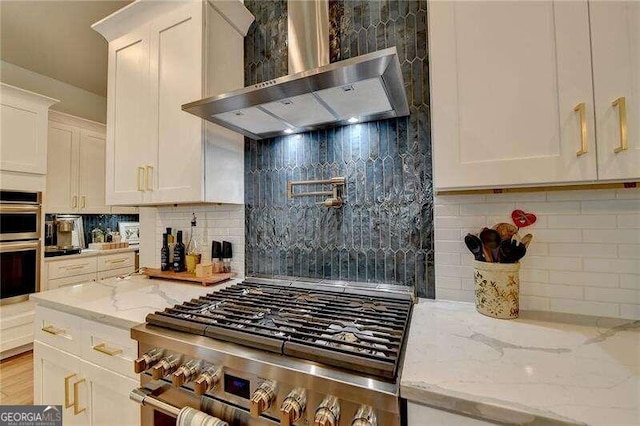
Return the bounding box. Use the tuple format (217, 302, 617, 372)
(0, 190, 42, 305)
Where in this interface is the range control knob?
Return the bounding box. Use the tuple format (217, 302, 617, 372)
(250, 380, 277, 418)
(133, 348, 163, 373)
(193, 366, 223, 396)
(280, 388, 306, 426)
(314, 395, 340, 426)
(172, 360, 200, 387)
(351, 405, 377, 426)
(150, 355, 181, 380)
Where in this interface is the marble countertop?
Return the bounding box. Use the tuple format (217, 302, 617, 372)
(44, 246, 138, 262)
(401, 300, 639, 425)
(30, 274, 239, 329)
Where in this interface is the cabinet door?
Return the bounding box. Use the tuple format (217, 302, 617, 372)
(81, 360, 139, 426)
(430, 1, 597, 190)
(79, 129, 109, 213)
(107, 27, 151, 206)
(591, 1, 640, 180)
(148, 3, 204, 203)
(46, 121, 79, 213)
(33, 341, 89, 425)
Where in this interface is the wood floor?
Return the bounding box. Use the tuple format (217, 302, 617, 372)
(0, 350, 33, 405)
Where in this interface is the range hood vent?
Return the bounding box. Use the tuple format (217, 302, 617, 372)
(182, 1, 409, 140)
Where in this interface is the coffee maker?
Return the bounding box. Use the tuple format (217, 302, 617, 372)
(44, 214, 85, 257)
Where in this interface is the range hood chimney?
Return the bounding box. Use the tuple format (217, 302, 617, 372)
(182, 0, 409, 140)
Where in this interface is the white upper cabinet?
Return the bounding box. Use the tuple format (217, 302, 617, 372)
(93, 0, 253, 206)
(430, 0, 639, 191)
(46, 112, 110, 214)
(0, 83, 58, 175)
(591, 1, 640, 181)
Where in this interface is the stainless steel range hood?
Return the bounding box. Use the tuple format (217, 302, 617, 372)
(182, 0, 409, 140)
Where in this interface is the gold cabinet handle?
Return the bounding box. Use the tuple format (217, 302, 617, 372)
(42, 324, 65, 335)
(64, 373, 76, 408)
(612, 96, 628, 153)
(73, 378, 86, 414)
(107, 258, 127, 264)
(72, 195, 78, 208)
(64, 264, 88, 271)
(92, 342, 123, 356)
(137, 166, 145, 191)
(145, 165, 153, 191)
(81, 195, 86, 209)
(574, 102, 588, 156)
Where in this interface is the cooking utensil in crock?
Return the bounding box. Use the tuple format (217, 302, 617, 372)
(521, 234, 533, 248)
(464, 234, 486, 262)
(480, 228, 501, 262)
(493, 222, 518, 241)
(499, 239, 527, 263)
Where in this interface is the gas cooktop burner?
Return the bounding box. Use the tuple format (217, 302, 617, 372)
(146, 279, 413, 379)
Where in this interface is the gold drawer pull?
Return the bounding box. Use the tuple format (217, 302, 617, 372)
(81, 195, 86, 209)
(145, 165, 153, 191)
(612, 96, 628, 153)
(73, 378, 86, 415)
(108, 258, 127, 264)
(71, 195, 78, 208)
(574, 102, 588, 156)
(42, 325, 65, 335)
(65, 264, 88, 271)
(137, 166, 145, 191)
(92, 342, 123, 356)
(64, 373, 76, 408)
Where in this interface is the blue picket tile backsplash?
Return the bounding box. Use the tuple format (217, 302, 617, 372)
(243, 0, 433, 297)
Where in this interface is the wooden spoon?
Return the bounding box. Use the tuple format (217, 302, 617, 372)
(521, 234, 533, 248)
(480, 228, 502, 262)
(493, 222, 518, 241)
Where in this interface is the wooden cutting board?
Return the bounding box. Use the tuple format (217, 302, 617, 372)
(141, 268, 236, 286)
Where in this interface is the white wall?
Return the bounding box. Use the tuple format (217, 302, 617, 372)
(434, 188, 640, 320)
(0, 60, 106, 123)
(139, 205, 245, 277)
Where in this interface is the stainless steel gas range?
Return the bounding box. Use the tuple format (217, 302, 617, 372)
(130, 278, 414, 426)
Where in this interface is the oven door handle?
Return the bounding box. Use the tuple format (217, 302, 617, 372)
(130, 387, 228, 425)
(0, 241, 40, 253)
(0, 205, 40, 213)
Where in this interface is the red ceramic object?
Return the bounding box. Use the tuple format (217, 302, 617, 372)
(511, 210, 537, 228)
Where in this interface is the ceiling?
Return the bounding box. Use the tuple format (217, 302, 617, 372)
(0, 1, 132, 97)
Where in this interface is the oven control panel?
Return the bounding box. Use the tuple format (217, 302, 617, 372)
(134, 347, 394, 425)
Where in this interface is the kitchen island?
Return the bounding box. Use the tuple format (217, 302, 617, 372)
(401, 300, 639, 426)
(29, 274, 239, 425)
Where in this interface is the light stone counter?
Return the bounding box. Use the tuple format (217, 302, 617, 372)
(43, 246, 138, 262)
(30, 274, 240, 329)
(401, 299, 639, 426)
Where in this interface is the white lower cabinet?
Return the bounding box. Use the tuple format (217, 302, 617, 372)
(407, 402, 497, 425)
(34, 307, 140, 426)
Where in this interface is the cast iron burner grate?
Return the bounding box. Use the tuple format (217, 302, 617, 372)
(145, 279, 413, 379)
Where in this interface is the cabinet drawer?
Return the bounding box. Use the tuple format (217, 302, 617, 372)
(48, 257, 98, 280)
(97, 252, 134, 272)
(97, 266, 134, 280)
(34, 306, 82, 355)
(81, 319, 137, 379)
(47, 272, 96, 291)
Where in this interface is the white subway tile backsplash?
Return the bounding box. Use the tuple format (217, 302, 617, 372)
(521, 283, 584, 300)
(583, 229, 640, 244)
(516, 201, 580, 215)
(549, 271, 618, 288)
(620, 304, 640, 320)
(521, 256, 582, 271)
(617, 215, 640, 228)
(581, 199, 640, 214)
(548, 299, 620, 317)
(435, 252, 461, 266)
(548, 243, 617, 258)
(583, 258, 640, 274)
(620, 274, 640, 290)
(584, 287, 640, 304)
(435, 188, 640, 319)
(519, 295, 550, 311)
(435, 288, 475, 303)
(618, 245, 640, 259)
(548, 215, 617, 229)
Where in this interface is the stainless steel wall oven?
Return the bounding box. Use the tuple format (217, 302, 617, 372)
(0, 190, 41, 305)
